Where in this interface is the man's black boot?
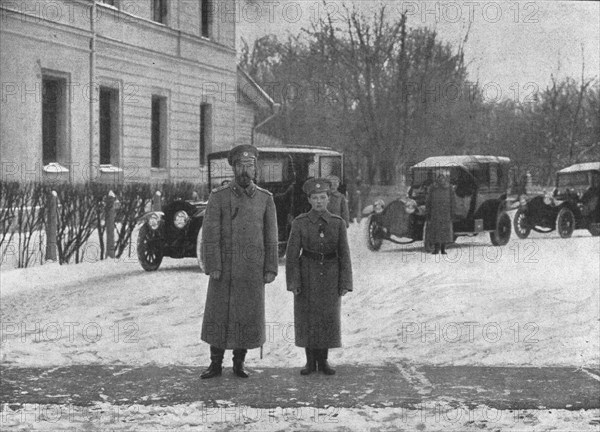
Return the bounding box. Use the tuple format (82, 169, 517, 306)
(232, 349, 249, 378)
(432, 243, 440, 255)
(201, 346, 224, 379)
(316, 349, 336, 375)
(441, 243, 447, 255)
(300, 348, 317, 375)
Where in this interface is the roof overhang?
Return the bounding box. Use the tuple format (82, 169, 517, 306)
(237, 65, 276, 112)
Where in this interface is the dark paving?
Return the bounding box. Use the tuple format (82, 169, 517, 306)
(0, 364, 420, 409)
(1, 364, 598, 411)
(421, 365, 600, 410)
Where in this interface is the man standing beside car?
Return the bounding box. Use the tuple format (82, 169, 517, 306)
(425, 170, 455, 255)
(200, 144, 279, 379)
(326, 175, 350, 228)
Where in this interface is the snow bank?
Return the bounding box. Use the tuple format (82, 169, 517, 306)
(1, 222, 599, 370)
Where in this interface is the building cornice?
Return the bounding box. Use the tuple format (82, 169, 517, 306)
(0, 3, 236, 57)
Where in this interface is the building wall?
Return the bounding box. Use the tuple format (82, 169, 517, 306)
(0, 0, 238, 184)
(236, 98, 255, 147)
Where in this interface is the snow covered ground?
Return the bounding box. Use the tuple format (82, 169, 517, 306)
(1, 219, 599, 430)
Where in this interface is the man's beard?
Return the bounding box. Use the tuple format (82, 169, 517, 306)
(236, 174, 252, 187)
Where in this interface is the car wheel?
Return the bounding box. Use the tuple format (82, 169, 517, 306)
(196, 227, 205, 272)
(588, 224, 600, 237)
(137, 225, 163, 271)
(490, 211, 511, 246)
(513, 208, 531, 239)
(556, 207, 575, 238)
(365, 215, 383, 251)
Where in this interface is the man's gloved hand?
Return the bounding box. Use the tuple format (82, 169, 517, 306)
(210, 270, 222, 281)
(263, 272, 276, 284)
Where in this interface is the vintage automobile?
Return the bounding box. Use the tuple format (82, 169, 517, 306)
(363, 155, 513, 251)
(137, 197, 207, 271)
(137, 146, 344, 271)
(513, 162, 600, 239)
(204, 146, 344, 257)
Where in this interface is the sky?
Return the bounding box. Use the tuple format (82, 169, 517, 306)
(236, 1, 600, 102)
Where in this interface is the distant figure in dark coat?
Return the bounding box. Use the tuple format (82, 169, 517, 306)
(326, 175, 350, 227)
(286, 178, 353, 376)
(426, 171, 455, 255)
(200, 144, 278, 379)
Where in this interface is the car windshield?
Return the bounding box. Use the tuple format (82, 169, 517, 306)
(411, 167, 460, 187)
(557, 172, 590, 188)
(209, 152, 343, 189)
(209, 157, 234, 189)
(257, 155, 295, 184)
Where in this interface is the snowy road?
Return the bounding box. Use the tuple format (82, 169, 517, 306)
(1, 221, 599, 430)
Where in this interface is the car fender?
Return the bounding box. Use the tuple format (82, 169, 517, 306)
(137, 211, 164, 225)
(362, 204, 374, 216)
(557, 201, 583, 219)
(191, 208, 206, 219)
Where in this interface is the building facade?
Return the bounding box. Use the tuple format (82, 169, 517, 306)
(0, 0, 263, 184)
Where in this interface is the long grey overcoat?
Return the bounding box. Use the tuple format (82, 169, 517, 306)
(201, 181, 278, 349)
(285, 209, 353, 348)
(425, 183, 455, 244)
(327, 191, 350, 227)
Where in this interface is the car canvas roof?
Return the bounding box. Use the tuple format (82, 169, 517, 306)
(209, 146, 341, 158)
(558, 162, 600, 173)
(411, 155, 511, 170)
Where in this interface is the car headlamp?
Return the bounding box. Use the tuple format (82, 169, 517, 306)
(404, 199, 417, 214)
(373, 199, 385, 214)
(174, 210, 190, 229)
(519, 196, 527, 207)
(148, 214, 161, 230)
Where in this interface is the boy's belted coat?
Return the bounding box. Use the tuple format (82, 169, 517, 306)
(201, 181, 278, 349)
(285, 209, 353, 348)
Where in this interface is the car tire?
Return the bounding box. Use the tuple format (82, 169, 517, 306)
(490, 211, 511, 246)
(196, 226, 205, 272)
(137, 225, 163, 271)
(365, 215, 383, 251)
(513, 208, 531, 239)
(556, 207, 575, 238)
(588, 224, 600, 237)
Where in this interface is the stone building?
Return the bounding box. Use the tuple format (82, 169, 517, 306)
(0, 0, 275, 184)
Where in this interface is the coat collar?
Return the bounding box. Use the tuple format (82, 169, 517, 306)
(308, 209, 332, 224)
(230, 180, 257, 198)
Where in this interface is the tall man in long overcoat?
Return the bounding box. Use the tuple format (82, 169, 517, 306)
(286, 178, 353, 375)
(425, 171, 455, 255)
(200, 145, 278, 379)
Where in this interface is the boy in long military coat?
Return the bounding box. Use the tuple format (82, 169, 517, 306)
(200, 145, 278, 379)
(285, 178, 353, 375)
